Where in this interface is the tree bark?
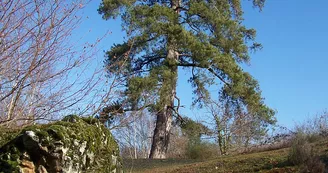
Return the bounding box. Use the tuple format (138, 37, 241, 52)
(149, 50, 177, 159)
(149, 107, 173, 158)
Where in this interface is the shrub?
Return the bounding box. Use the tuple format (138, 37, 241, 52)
(167, 126, 189, 158)
(288, 132, 326, 173)
(300, 156, 326, 173)
(186, 142, 218, 160)
(294, 111, 328, 143)
(288, 133, 312, 165)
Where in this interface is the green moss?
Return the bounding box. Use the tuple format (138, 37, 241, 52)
(0, 128, 21, 147)
(59, 115, 121, 171)
(81, 116, 98, 125)
(0, 144, 21, 173)
(61, 114, 81, 122)
(0, 159, 19, 173)
(46, 125, 66, 141)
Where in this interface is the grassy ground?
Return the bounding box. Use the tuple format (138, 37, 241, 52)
(123, 159, 202, 173)
(123, 140, 328, 173)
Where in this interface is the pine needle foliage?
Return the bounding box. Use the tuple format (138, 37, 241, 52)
(98, 0, 275, 127)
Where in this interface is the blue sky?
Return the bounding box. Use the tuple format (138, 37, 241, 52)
(77, 1, 328, 129)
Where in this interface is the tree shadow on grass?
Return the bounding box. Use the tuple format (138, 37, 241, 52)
(261, 160, 293, 171)
(320, 154, 328, 165)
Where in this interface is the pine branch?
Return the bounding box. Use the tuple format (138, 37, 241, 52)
(178, 63, 231, 88)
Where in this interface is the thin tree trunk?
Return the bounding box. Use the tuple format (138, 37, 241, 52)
(216, 117, 225, 155)
(134, 115, 137, 159)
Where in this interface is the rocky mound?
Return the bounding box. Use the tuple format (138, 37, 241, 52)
(0, 115, 122, 173)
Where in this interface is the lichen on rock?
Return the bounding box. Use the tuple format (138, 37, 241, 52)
(0, 115, 123, 173)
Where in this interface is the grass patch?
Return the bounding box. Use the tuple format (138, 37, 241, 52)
(123, 158, 202, 173)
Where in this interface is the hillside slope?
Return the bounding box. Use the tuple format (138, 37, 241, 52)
(124, 140, 328, 173)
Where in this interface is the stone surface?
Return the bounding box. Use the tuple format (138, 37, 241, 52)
(0, 115, 123, 173)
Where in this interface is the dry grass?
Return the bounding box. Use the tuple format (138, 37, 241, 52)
(123, 139, 328, 173)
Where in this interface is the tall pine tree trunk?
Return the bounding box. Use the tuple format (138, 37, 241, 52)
(149, 49, 177, 159)
(149, 0, 180, 159)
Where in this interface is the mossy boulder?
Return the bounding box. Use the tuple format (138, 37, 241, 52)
(0, 115, 123, 173)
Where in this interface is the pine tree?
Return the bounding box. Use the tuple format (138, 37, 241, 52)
(98, 0, 276, 159)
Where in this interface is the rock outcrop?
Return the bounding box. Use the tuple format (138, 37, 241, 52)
(0, 115, 123, 173)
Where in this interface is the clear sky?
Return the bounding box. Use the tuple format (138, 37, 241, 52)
(77, 1, 328, 129)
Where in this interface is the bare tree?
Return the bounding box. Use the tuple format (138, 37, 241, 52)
(113, 110, 155, 159)
(166, 125, 188, 158)
(205, 100, 232, 155)
(204, 98, 272, 154)
(0, 0, 111, 126)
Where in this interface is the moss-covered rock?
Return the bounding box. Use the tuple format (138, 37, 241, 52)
(0, 115, 123, 173)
